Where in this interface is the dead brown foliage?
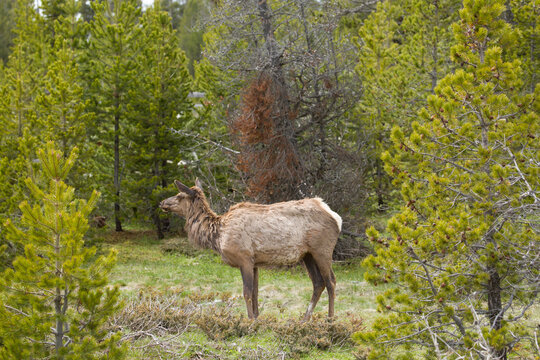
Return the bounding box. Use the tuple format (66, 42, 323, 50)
(231, 73, 302, 203)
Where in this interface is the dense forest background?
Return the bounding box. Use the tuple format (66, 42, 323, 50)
(0, 0, 538, 359)
(0, 0, 468, 241)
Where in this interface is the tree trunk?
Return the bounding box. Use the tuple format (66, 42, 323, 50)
(54, 232, 64, 359)
(299, 1, 327, 182)
(257, 0, 299, 138)
(54, 289, 64, 358)
(487, 267, 507, 360)
(376, 158, 384, 210)
(153, 211, 164, 239)
(114, 107, 122, 232)
(161, 169, 170, 233)
(256, 0, 303, 200)
(153, 154, 164, 239)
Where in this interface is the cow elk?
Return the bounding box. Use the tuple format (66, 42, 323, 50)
(160, 180, 342, 320)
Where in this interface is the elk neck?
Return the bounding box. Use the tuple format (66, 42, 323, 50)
(184, 192, 222, 253)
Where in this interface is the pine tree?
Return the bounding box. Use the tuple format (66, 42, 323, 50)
(177, 0, 209, 75)
(87, 0, 142, 231)
(399, 0, 461, 93)
(40, 0, 95, 197)
(0, 0, 16, 64)
(357, 0, 539, 358)
(2, 0, 49, 139)
(354, 0, 461, 211)
(0, 0, 48, 259)
(511, 0, 539, 93)
(1, 0, 97, 271)
(36, 37, 95, 196)
(188, 58, 240, 207)
(126, 1, 192, 239)
(49, 0, 90, 55)
(0, 143, 125, 359)
(37, 41, 89, 157)
(354, 0, 407, 210)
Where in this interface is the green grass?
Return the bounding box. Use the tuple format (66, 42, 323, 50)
(104, 230, 380, 320)
(100, 228, 380, 359)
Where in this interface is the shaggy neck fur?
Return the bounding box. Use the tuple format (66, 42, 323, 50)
(184, 189, 222, 253)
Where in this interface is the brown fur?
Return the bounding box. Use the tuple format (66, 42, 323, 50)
(160, 180, 341, 320)
(183, 188, 222, 253)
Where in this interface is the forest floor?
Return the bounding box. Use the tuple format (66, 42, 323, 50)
(100, 227, 380, 359)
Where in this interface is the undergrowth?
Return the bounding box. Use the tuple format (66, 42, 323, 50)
(109, 289, 363, 358)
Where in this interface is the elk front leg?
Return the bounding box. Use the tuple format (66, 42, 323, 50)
(253, 267, 259, 318)
(240, 266, 255, 319)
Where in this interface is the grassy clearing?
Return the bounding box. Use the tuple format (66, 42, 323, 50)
(100, 228, 381, 359)
(99, 229, 539, 359)
(104, 230, 382, 320)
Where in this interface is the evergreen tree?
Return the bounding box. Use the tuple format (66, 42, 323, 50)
(159, 0, 184, 30)
(126, 2, 192, 239)
(0, 0, 15, 64)
(354, 0, 407, 210)
(399, 0, 461, 93)
(0, 143, 124, 359)
(0, 0, 96, 271)
(87, 0, 142, 231)
(2, 0, 49, 139)
(511, 0, 539, 93)
(187, 58, 241, 209)
(49, 0, 91, 55)
(177, 0, 209, 75)
(357, 0, 539, 358)
(0, 0, 49, 270)
(0, 0, 49, 223)
(42, 0, 95, 197)
(37, 41, 90, 158)
(354, 0, 460, 211)
(36, 38, 95, 197)
(0, 132, 39, 270)
(80, 0, 94, 23)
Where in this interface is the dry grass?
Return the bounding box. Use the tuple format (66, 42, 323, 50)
(108, 289, 363, 359)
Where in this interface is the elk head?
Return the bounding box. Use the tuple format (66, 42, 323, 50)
(160, 180, 198, 216)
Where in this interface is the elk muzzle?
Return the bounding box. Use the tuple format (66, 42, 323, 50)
(159, 200, 170, 212)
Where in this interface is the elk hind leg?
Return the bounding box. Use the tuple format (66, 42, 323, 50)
(312, 253, 336, 318)
(303, 253, 325, 321)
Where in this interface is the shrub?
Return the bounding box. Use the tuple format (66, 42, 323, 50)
(110, 289, 363, 357)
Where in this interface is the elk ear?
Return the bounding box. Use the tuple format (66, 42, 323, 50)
(195, 177, 203, 190)
(174, 180, 195, 197)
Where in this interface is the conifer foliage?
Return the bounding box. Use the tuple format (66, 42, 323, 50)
(0, 143, 124, 359)
(358, 0, 539, 358)
(126, 2, 193, 239)
(87, 0, 142, 232)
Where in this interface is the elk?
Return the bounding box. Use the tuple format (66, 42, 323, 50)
(160, 180, 342, 320)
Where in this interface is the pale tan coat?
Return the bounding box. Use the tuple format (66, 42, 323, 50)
(160, 180, 341, 320)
